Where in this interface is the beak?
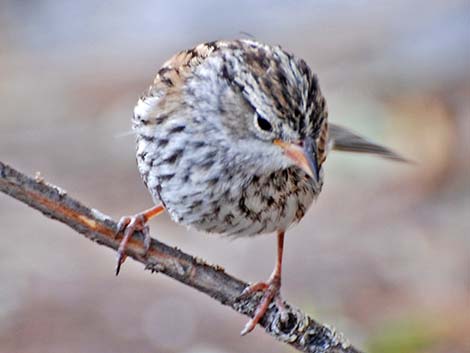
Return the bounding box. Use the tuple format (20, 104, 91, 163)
(274, 137, 321, 182)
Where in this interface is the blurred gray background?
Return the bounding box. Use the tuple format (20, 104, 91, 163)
(0, 1, 469, 353)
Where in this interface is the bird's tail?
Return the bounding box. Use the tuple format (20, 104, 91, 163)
(328, 123, 408, 162)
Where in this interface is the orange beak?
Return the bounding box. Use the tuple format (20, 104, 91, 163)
(274, 137, 320, 182)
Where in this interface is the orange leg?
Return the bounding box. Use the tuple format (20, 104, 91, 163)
(239, 231, 287, 336)
(115, 204, 165, 275)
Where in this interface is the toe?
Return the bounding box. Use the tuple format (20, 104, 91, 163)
(239, 278, 283, 335)
(142, 225, 152, 253)
(114, 206, 163, 275)
(115, 215, 148, 275)
(116, 216, 131, 236)
(240, 289, 277, 336)
(240, 281, 269, 298)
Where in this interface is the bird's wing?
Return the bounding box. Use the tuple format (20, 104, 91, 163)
(328, 123, 408, 162)
(134, 41, 227, 124)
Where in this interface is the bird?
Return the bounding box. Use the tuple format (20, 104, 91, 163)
(115, 39, 406, 335)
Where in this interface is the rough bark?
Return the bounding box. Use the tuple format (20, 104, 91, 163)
(0, 160, 363, 353)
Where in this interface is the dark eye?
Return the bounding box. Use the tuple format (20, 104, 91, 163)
(256, 115, 273, 132)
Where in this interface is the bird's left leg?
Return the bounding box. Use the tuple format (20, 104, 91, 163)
(239, 230, 287, 335)
(115, 204, 165, 275)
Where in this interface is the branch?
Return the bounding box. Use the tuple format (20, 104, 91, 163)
(0, 160, 362, 353)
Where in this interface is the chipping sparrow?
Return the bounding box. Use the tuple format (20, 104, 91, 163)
(116, 39, 405, 335)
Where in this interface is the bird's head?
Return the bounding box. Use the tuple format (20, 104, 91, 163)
(187, 39, 328, 189)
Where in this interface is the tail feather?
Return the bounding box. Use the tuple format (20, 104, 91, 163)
(328, 123, 408, 162)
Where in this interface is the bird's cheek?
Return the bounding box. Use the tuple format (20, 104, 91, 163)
(257, 148, 290, 174)
(277, 150, 298, 170)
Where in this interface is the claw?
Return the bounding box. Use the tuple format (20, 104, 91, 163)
(115, 205, 165, 275)
(239, 275, 283, 336)
(115, 214, 150, 275)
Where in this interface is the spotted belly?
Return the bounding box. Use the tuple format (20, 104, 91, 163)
(158, 168, 318, 237)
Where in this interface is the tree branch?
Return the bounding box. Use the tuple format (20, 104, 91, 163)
(0, 160, 362, 353)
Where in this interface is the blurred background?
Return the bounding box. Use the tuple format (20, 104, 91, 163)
(0, 1, 469, 352)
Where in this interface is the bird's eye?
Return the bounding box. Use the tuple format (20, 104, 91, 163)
(255, 114, 273, 133)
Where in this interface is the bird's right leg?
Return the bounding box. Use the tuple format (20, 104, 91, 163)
(115, 204, 165, 275)
(239, 231, 287, 335)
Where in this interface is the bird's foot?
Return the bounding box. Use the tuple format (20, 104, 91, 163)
(239, 274, 287, 335)
(114, 205, 165, 275)
(115, 213, 151, 276)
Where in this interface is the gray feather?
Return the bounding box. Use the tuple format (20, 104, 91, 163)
(329, 123, 408, 162)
